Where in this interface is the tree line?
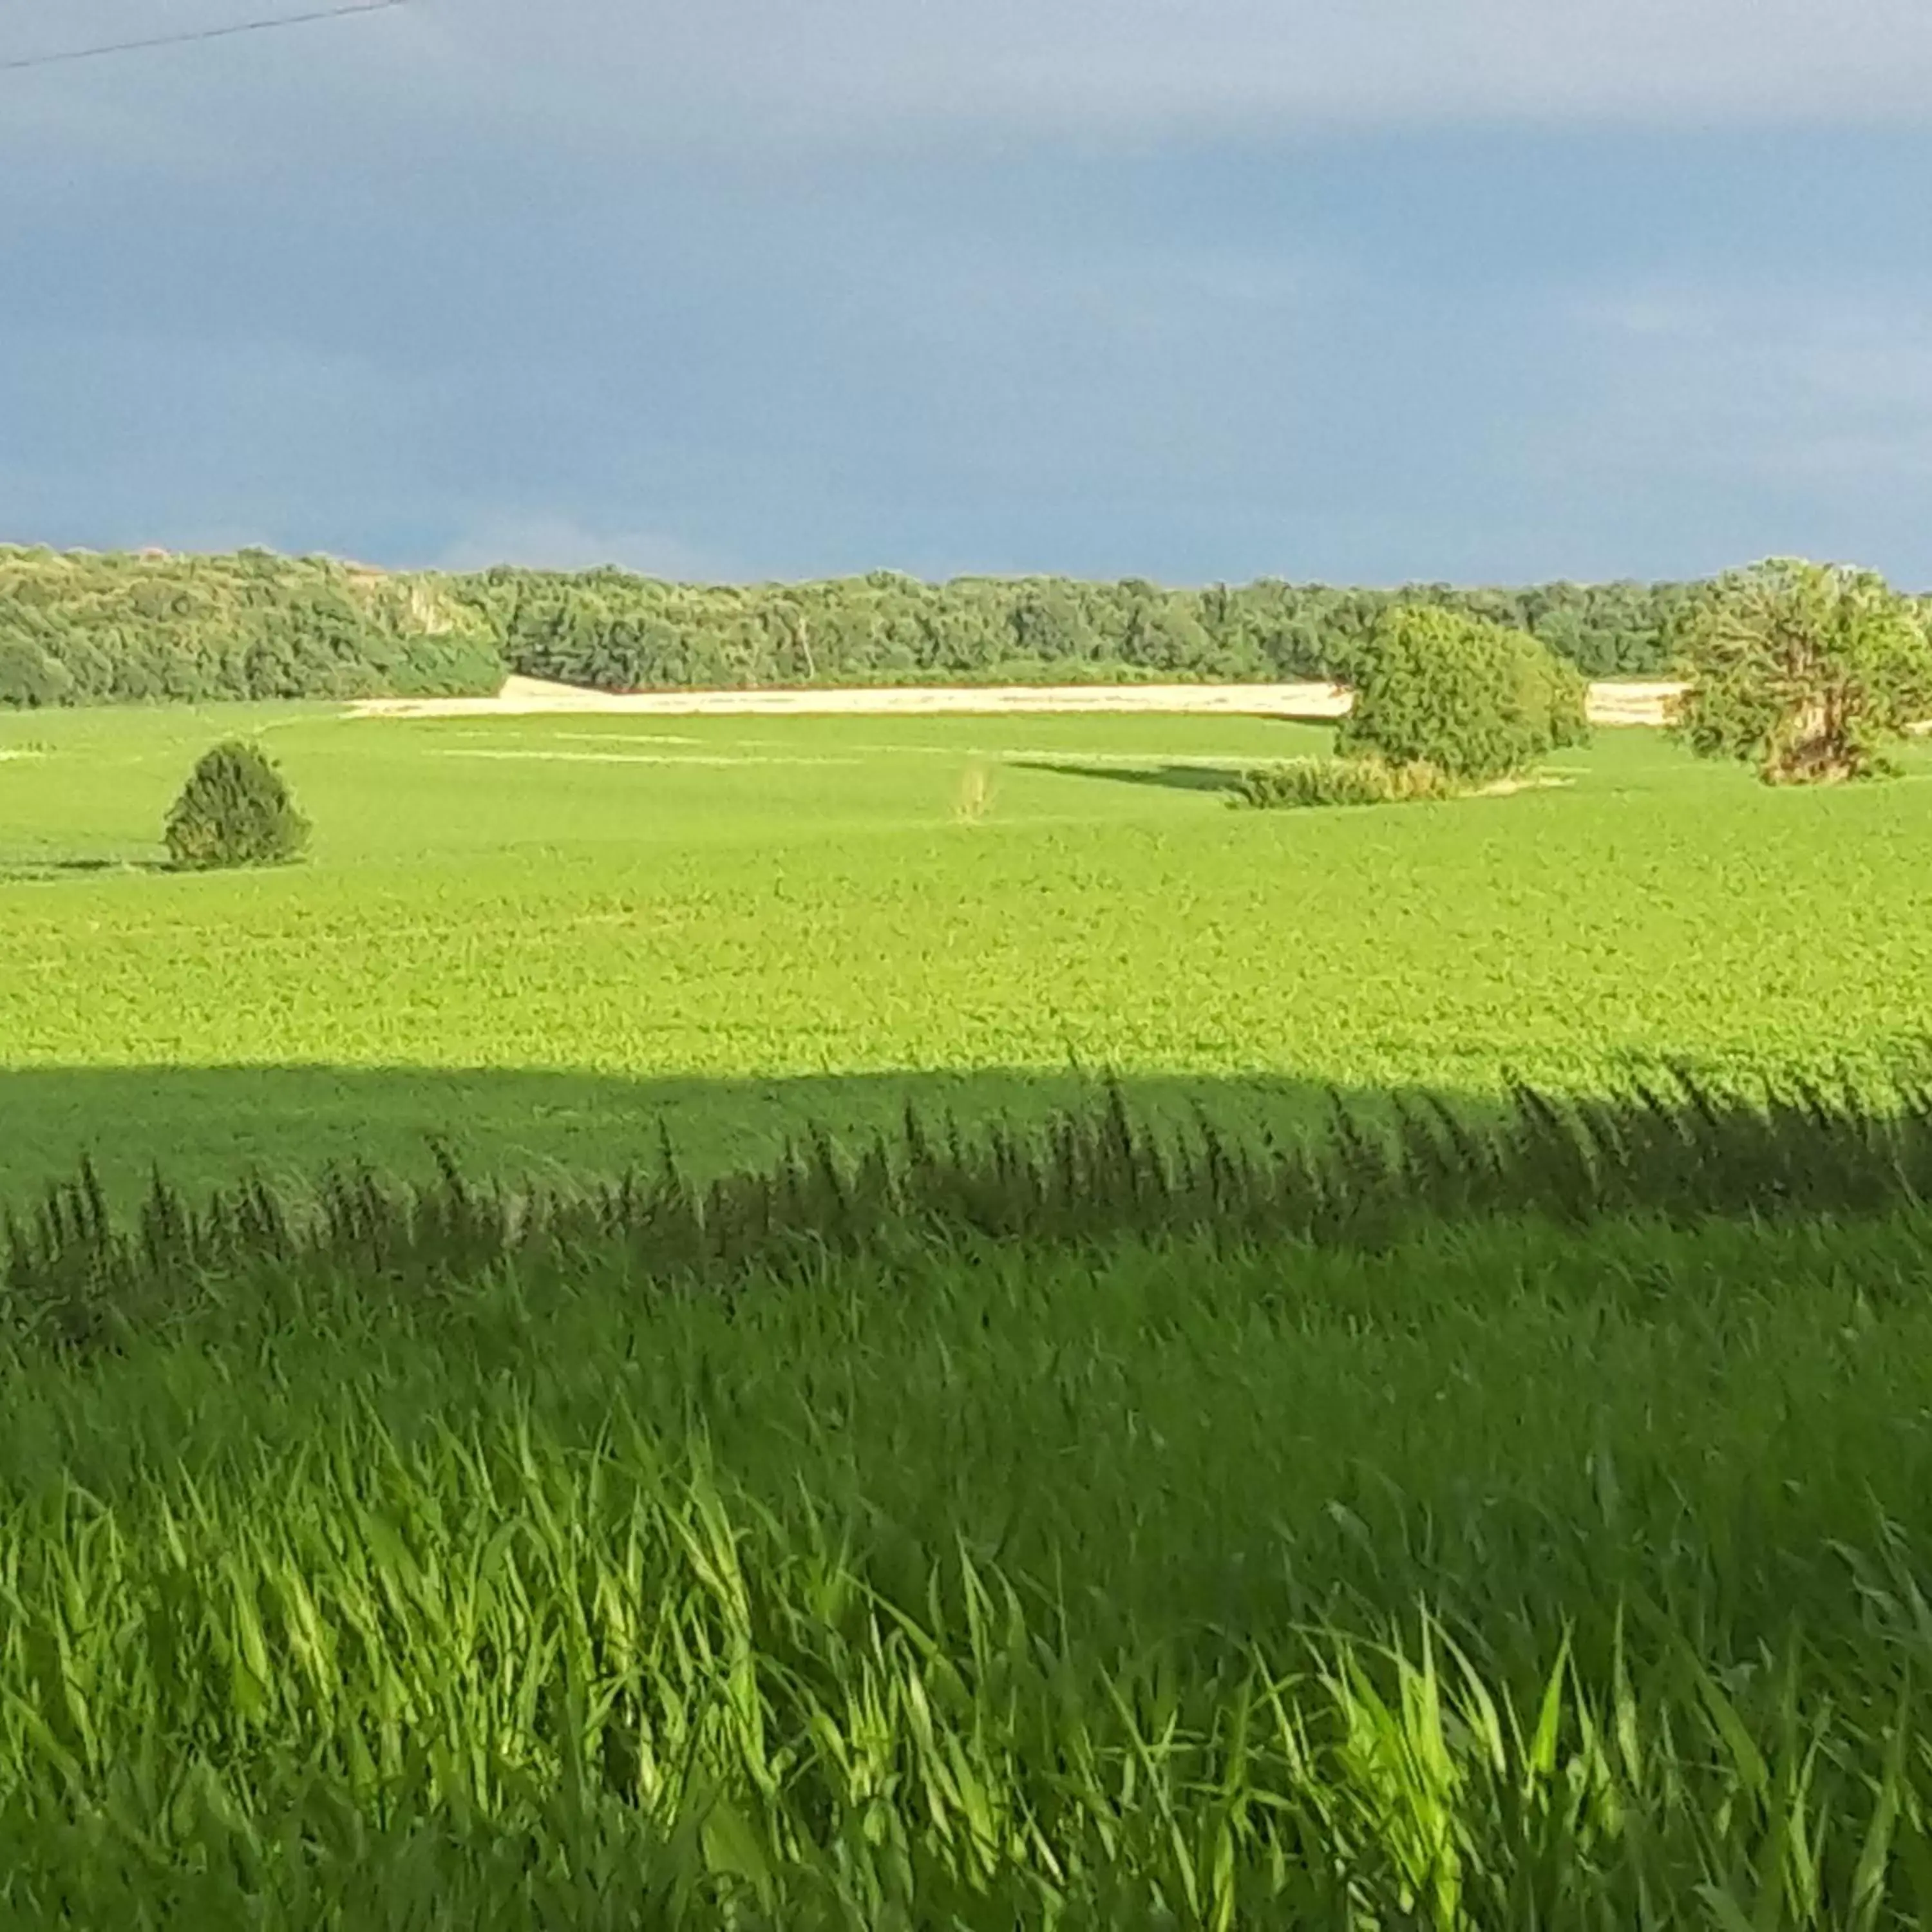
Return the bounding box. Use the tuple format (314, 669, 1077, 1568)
(0, 548, 501, 708)
(468, 567, 1707, 688)
(0, 542, 1810, 708)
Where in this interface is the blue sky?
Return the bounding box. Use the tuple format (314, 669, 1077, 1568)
(3, 1, 1931, 585)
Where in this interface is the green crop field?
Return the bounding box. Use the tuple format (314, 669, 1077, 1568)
(8, 696, 1932, 1924)
(1, 699, 1929, 1204)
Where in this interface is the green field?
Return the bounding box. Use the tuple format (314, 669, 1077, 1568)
(2, 701, 1929, 1202)
(8, 699, 1932, 1923)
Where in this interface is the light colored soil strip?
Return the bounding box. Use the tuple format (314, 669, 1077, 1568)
(354, 675, 1690, 726)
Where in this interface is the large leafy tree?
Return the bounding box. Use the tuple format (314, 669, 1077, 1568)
(1669, 559, 1932, 784)
(1338, 606, 1589, 782)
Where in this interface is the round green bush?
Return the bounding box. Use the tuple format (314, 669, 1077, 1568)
(164, 740, 310, 872)
(1337, 606, 1589, 782)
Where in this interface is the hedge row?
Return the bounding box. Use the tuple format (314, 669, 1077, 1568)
(0, 544, 1724, 708)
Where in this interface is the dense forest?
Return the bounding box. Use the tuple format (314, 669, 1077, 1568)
(0, 544, 1739, 708)
(476, 567, 1707, 688)
(0, 549, 500, 707)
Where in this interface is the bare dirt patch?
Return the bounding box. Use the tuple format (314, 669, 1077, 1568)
(1475, 774, 1576, 797)
(354, 675, 1687, 726)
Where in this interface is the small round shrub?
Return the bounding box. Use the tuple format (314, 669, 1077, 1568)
(164, 740, 310, 872)
(1337, 606, 1589, 782)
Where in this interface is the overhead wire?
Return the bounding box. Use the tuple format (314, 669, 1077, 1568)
(0, 0, 409, 73)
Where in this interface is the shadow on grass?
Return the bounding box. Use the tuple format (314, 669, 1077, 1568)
(0, 1061, 1491, 1208)
(1018, 759, 1251, 796)
(8, 1048, 1925, 1214)
(0, 855, 167, 882)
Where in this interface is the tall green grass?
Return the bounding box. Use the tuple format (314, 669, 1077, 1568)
(11, 1403, 1932, 1927)
(8, 1071, 1929, 1352)
(5, 1086, 1932, 1922)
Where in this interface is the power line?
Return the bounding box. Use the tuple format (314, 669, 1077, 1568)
(0, 0, 409, 74)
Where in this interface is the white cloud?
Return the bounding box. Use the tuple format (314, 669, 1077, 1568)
(450, 0, 1932, 137)
(7, 0, 1932, 164)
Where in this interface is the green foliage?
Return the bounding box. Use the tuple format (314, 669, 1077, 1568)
(3, 545, 1730, 708)
(163, 740, 310, 872)
(1238, 754, 1458, 809)
(1337, 605, 1591, 781)
(1669, 556, 1932, 784)
(0, 547, 504, 707)
(0, 636, 73, 707)
(482, 565, 1705, 692)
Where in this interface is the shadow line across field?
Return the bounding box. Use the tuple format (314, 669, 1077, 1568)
(3, 1050, 1926, 1211)
(1017, 759, 1250, 795)
(0, 856, 167, 881)
(0, 1063, 1389, 1204)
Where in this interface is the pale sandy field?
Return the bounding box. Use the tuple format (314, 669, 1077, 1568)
(354, 676, 1689, 725)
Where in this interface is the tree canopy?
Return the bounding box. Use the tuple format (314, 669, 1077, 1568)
(0, 548, 501, 708)
(1336, 606, 1590, 782)
(0, 544, 1729, 709)
(1669, 559, 1932, 784)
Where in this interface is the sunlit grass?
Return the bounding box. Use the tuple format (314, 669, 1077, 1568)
(1, 705, 1929, 1201)
(6, 701, 1932, 1918)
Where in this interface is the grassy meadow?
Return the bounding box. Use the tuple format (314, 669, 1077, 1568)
(1, 699, 1928, 1201)
(5, 698, 1932, 1923)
